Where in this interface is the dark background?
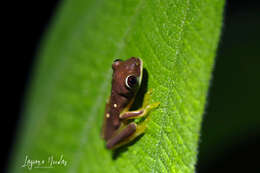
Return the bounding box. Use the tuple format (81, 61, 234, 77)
(3, 0, 260, 172)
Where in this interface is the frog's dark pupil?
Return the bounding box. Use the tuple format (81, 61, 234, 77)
(127, 75, 137, 88)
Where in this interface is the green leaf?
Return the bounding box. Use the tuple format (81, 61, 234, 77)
(10, 0, 224, 172)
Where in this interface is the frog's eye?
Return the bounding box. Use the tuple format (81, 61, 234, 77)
(125, 75, 137, 89)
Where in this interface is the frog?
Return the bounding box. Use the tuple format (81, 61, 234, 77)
(101, 57, 160, 149)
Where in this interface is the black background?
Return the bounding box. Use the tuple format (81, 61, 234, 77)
(3, 0, 260, 172)
(3, 1, 60, 172)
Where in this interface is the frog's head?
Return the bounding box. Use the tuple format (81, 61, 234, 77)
(112, 57, 143, 97)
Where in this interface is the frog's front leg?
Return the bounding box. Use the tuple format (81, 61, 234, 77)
(119, 102, 160, 120)
(120, 89, 160, 120)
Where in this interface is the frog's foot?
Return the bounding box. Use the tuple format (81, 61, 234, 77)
(106, 120, 149, 150)
(142, 88, 153, 107)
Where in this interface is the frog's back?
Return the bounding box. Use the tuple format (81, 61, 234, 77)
(102, 100, 120, 140)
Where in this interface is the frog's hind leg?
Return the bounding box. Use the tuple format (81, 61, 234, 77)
(106, 123, 137, 149)
(106, 119, 150, 150)
(106, 89, 160, 150)
(125, 116, 150, 142)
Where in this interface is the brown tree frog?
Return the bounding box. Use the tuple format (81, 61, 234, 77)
(101, 57, 160, 149)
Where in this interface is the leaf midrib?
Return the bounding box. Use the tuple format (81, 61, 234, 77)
(149, 0, 191, 172)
